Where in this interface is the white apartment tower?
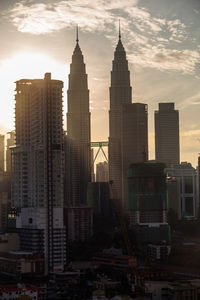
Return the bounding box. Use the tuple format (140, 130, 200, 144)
(12, 73, 66, 274)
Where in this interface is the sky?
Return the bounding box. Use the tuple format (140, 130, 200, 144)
(0, 0, 200, 166)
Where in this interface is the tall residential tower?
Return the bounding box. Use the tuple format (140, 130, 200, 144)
(66, 32, 91, 206)
(12, 73, 66, 274)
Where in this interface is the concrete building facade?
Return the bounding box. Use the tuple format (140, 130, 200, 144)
(167, 162, 197, 219)
(12, 73, 66, 274)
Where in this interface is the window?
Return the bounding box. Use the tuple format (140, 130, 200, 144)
(184, 176, 193, 193)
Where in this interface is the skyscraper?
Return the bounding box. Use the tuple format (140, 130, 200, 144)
(155, 102, 180, 165)
(109, 30, 148, 208)
(96, 161, 109, 182)
(12, 73, 66, 274)
(121, 103, 148, 206)
(109, 31, 132, 207)
(66, 31, 91, 206)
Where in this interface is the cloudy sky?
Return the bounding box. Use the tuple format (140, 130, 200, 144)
(0, 0, 200, 166)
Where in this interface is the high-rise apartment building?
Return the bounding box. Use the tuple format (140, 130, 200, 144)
(167, 162, 197, 219)
(155, 103, 180, 165)
(109, 33, 148, 208)
(0, 134, 5, 172)
(66, 33, 91, 206)
(12, 73, 66, 274)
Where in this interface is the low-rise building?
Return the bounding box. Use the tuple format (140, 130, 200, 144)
(0, 232, 19, 252)
(0, 284, 38, 300)
(145, 279, 200, 300)
(147, 244, 171, 261)
(0, 251, 44, 276)
(92, 252, 137, 272)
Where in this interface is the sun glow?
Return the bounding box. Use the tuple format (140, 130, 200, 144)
(0, 52, 68, 132)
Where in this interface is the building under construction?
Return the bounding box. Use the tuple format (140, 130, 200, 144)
(127, 162, 170, 251)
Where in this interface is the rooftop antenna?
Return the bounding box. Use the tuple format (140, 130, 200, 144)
(76, 25, 79, 43)
(119, 19, 121, 39)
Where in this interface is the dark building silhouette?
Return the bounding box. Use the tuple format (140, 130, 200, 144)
(87, 182, 111, 217)
(0, 134, 4, 172)
(198, 155, 200, 217)
(121, 103, 148, 207)
(127, 162, 170, 259)
(64, 206, 93, 242)
(66, 31, 91, 206)
(109, 31, 132, 208)
(96, 161, 108, 182)
(109, 30, 148, 208)
(155, 102, 180, 165)
(6, 131, 15, 174)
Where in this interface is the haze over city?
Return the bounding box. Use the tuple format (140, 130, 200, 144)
(0, 0, 200, 166)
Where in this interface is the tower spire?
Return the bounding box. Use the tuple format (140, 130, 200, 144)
(119, 19, 121, 40)
(76, 25, 79, 43)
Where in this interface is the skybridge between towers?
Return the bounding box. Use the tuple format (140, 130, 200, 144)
(91, 141, 109, 164)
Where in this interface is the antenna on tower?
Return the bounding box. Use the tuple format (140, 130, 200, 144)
(76, 25, 79, 43)
(119, 19, 121, 39)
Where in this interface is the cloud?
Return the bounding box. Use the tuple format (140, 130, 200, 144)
(9, 0, 136, 34)
(179, 90, 200, 109)
(128, 46, 199, 74)
(181, 129, 200, 137)
(167, 19, 187, 43)
(6, 0, 199, 74)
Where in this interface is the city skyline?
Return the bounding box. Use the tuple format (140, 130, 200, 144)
(0, 0, 200, 166)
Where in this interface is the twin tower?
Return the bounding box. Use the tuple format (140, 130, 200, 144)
(66, 30, 148, 208)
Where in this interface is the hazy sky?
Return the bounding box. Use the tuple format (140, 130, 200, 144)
(0, 0, 200, 166)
